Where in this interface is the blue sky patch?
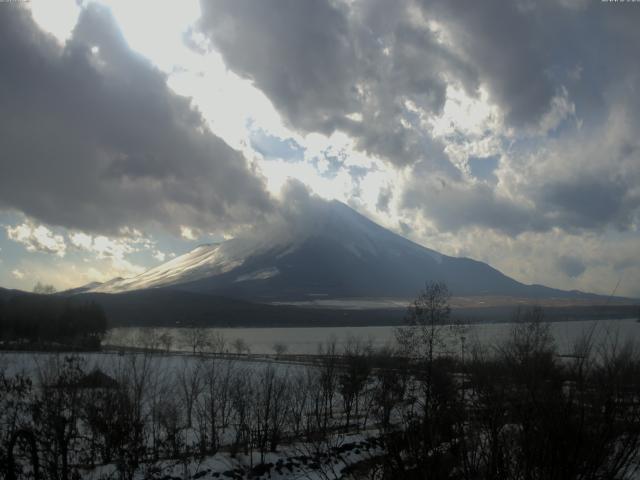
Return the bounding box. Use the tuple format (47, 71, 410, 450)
(468, 155, 500, 183)
(249, 128, 305, 162)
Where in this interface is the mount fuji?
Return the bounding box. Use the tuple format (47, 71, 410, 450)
(87, 201, 592, 303)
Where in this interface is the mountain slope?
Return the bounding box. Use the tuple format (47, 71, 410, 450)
(90, 201, 598, 301)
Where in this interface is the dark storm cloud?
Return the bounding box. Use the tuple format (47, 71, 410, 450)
(420, 0, 640, 128)
(538, 176, 638, 232)
(201, 0, 611, 162)
(198, 0, 467, 169)
(404, 130, 640, 236)
(197, 0, 640, 237)
(0, 5, 272, 234)
(199, 0, 358, 134)
(419, 0, 556, 127)
(402, 178, 543, 236)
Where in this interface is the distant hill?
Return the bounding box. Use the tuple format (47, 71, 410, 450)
(76, 289, 640, 327)
(75, 288, 411, 327)
(1, 286, 636, 328)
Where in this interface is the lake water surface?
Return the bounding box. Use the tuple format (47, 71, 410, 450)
(106, 318, 640, 355)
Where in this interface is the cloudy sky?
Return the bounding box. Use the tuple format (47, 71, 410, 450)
(0, 0, 639, 297)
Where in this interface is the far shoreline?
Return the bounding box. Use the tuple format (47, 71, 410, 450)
(107, 315, 638, 329)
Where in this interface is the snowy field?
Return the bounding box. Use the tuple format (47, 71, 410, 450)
(0, 351, 380, 480)
(0, 351, 300, 379)
(79, 433, 383, 480)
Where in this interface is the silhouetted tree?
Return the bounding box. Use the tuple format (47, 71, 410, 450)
(272, 342, 287, 357)
(231, 337, 250, 355)
(33, 282, 56, 295)
(339, 339, 371, 430)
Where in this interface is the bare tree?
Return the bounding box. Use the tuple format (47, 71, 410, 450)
(209, 330, 226, 354)
(395, 281, 451, 363)
(389, 283, 462, 479)
(181, 327, 210, 355)
(0, 370, 37, 480)
(33, 282, 56, 295)
(146, 357, 173, 460)
(32, 355, 86, 480)
(453, 309, 640, 480)
(372, 348, 407, 431)
(397, 283, 454, 430)
(138, 328, 162, 351)
(109, 352, 156, 480)
(314, 339, 339, 435)
(288, 370, 311, 437)
(158, 331, 173, 352)
(196, 358, 235, 454)
(154, 396, 183, 458)
(229, 368, 253, 458)
(339, 338, 371, 431)
(177, 358, 203, 429)
(231, 337, 250, 356)
(253, 365, 291, 463)
(272, 341, 288, 357)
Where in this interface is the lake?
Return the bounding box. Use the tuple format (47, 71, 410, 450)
(105, 318, 640, 355)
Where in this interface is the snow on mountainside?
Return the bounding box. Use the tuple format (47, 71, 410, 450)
(88, 201, 581, 300)
(92, 238, 286, 293)
(91, 201, 438, 295)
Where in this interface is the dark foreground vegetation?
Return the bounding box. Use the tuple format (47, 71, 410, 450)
(0, 294, 107, 350)
(2, 284, 640, 479)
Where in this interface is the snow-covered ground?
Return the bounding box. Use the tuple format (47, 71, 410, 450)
(80, 433, 384, 480)
(0, 351, 300, 379)
(1, 350, 386, 479)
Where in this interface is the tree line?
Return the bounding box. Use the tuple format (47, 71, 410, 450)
(0, 293, 107, 349)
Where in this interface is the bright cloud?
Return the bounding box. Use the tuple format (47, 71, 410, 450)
(11, 269, 25, 280)
(69, 231, 150, 278)
(180, 226, 198, 241)
(7, 222, 67, 257)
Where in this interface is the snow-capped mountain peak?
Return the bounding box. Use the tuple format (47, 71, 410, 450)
(88, 201, 566, 300)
